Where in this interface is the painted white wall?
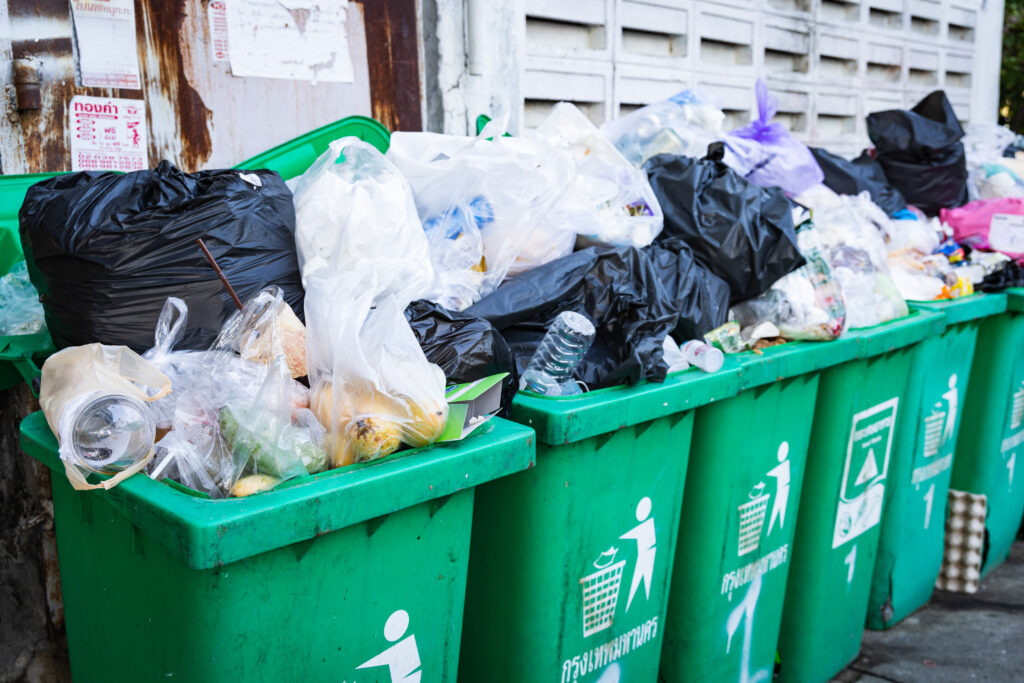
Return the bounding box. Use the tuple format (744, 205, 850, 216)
(424, 0, 1006, 152)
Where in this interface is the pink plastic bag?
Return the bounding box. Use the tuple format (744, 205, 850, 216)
(941, 198, 1024, 260)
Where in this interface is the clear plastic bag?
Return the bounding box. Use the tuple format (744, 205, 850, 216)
(291, 137, 436, 305)
(215, 287, 307, 379)
(532, 102, 663, 250)
(723, 80, 824, 196)
(0, 261, 45, 336)
(386, 128, 573, 310)
(144, 294, 325, 498)
(305, 271, 449, 468)
(600, 89, 725, 166)
(730, 222, 847, 340)
(812, 193, 909, 328)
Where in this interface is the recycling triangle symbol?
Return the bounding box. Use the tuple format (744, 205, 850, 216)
(855, 448, 879, 486)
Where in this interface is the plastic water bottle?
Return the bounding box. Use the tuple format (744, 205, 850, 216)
(680, 340, 724, 373)
(69, 393, 156, 474)
(521, 312, 596, 396)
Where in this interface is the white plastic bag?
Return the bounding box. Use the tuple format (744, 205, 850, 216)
(387, 129, 573, 310)
(601, 89, 725, 166)
(305, 271, 449, 468)
(292, 137, 435, 304)
(532, 102, 663, 250)
(962, 124, 1024, 200)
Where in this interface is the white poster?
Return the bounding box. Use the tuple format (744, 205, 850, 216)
(832, 398, 898, 549)
(226, 0, 354, 83)
(69, 0, 141, 89)
(69, 96, 147, 172)
(208, 0, 230, 62)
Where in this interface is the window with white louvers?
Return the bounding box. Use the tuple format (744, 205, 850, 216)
(521, 0, 990, 156)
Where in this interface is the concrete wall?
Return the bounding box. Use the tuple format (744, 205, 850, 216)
(424, 0, 1005, 155)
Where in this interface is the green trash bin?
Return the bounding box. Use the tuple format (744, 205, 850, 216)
(949, 287, 1024, 578)
(0, 172, 60, 391)
(659, 335, 861, 683)
(19, 411, 534, 682)
(867, 293, 1007, 629)
(776, 310, 945, 682)
(239, 115, 390, 180)
(460, 367, 742, 682)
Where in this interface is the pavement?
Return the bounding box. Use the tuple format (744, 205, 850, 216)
(834, 541, 1024, 682)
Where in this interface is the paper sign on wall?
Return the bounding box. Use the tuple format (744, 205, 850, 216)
(70, 96, 147, 172)
(226, 0, 355, 83)
(208, 1, 230, 62)
(69, 0, 141, 89)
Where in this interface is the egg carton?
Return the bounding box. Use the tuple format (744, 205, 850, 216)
(935, 488, 987, 594)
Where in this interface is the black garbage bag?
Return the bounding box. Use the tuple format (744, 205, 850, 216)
(20, 162, 303, 352)
(867, 90, 969, 216)
(644, 238, 730, 339)
(810, 147, 907, 216)
(466, 246, 678, 389)
(404, 300, 517, 416)
(645, 143, 805, 304)
(979, 260, 1024, 292)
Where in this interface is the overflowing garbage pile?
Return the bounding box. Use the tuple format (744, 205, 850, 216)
(15, 83, 1024, 498)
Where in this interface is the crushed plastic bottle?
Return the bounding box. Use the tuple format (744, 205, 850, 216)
(521, 311, 596, 396)
(680, 340, 724, 373)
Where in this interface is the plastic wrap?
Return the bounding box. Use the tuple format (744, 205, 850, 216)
(19, 162, 303, 352)
(291, 137, 435, 304)
(533, 102, 663, 250)
(723, 80, 824, 196)
(215, 287, 307, 379)
(600, 89, 725, 166)
(386, 129, 573, 310)
(306, 271, 449, 468)
(467, 246, 678, 389)
(0, 260, 45, 336)
(645, 144, 805, 303)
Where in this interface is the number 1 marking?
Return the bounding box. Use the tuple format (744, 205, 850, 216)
(923, 483, 935, 530)
(1009, 453, 1017, 489)
(845, 545, 857, 584)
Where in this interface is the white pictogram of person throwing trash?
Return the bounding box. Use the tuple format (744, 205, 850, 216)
(619, 497, 656, 612)
(942, 374, 959, 443)
(357, 609, 422, 683)
(766, 442, 791, 537)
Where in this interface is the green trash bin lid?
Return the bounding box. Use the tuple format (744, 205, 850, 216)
(511, 365, 742, 446)
(0, 172, 62, 391)
(239, 115, 391, 181)
(908, 292, 1008, 325)
(0, 172, 64, 274)
(20, 411, 535, 570)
